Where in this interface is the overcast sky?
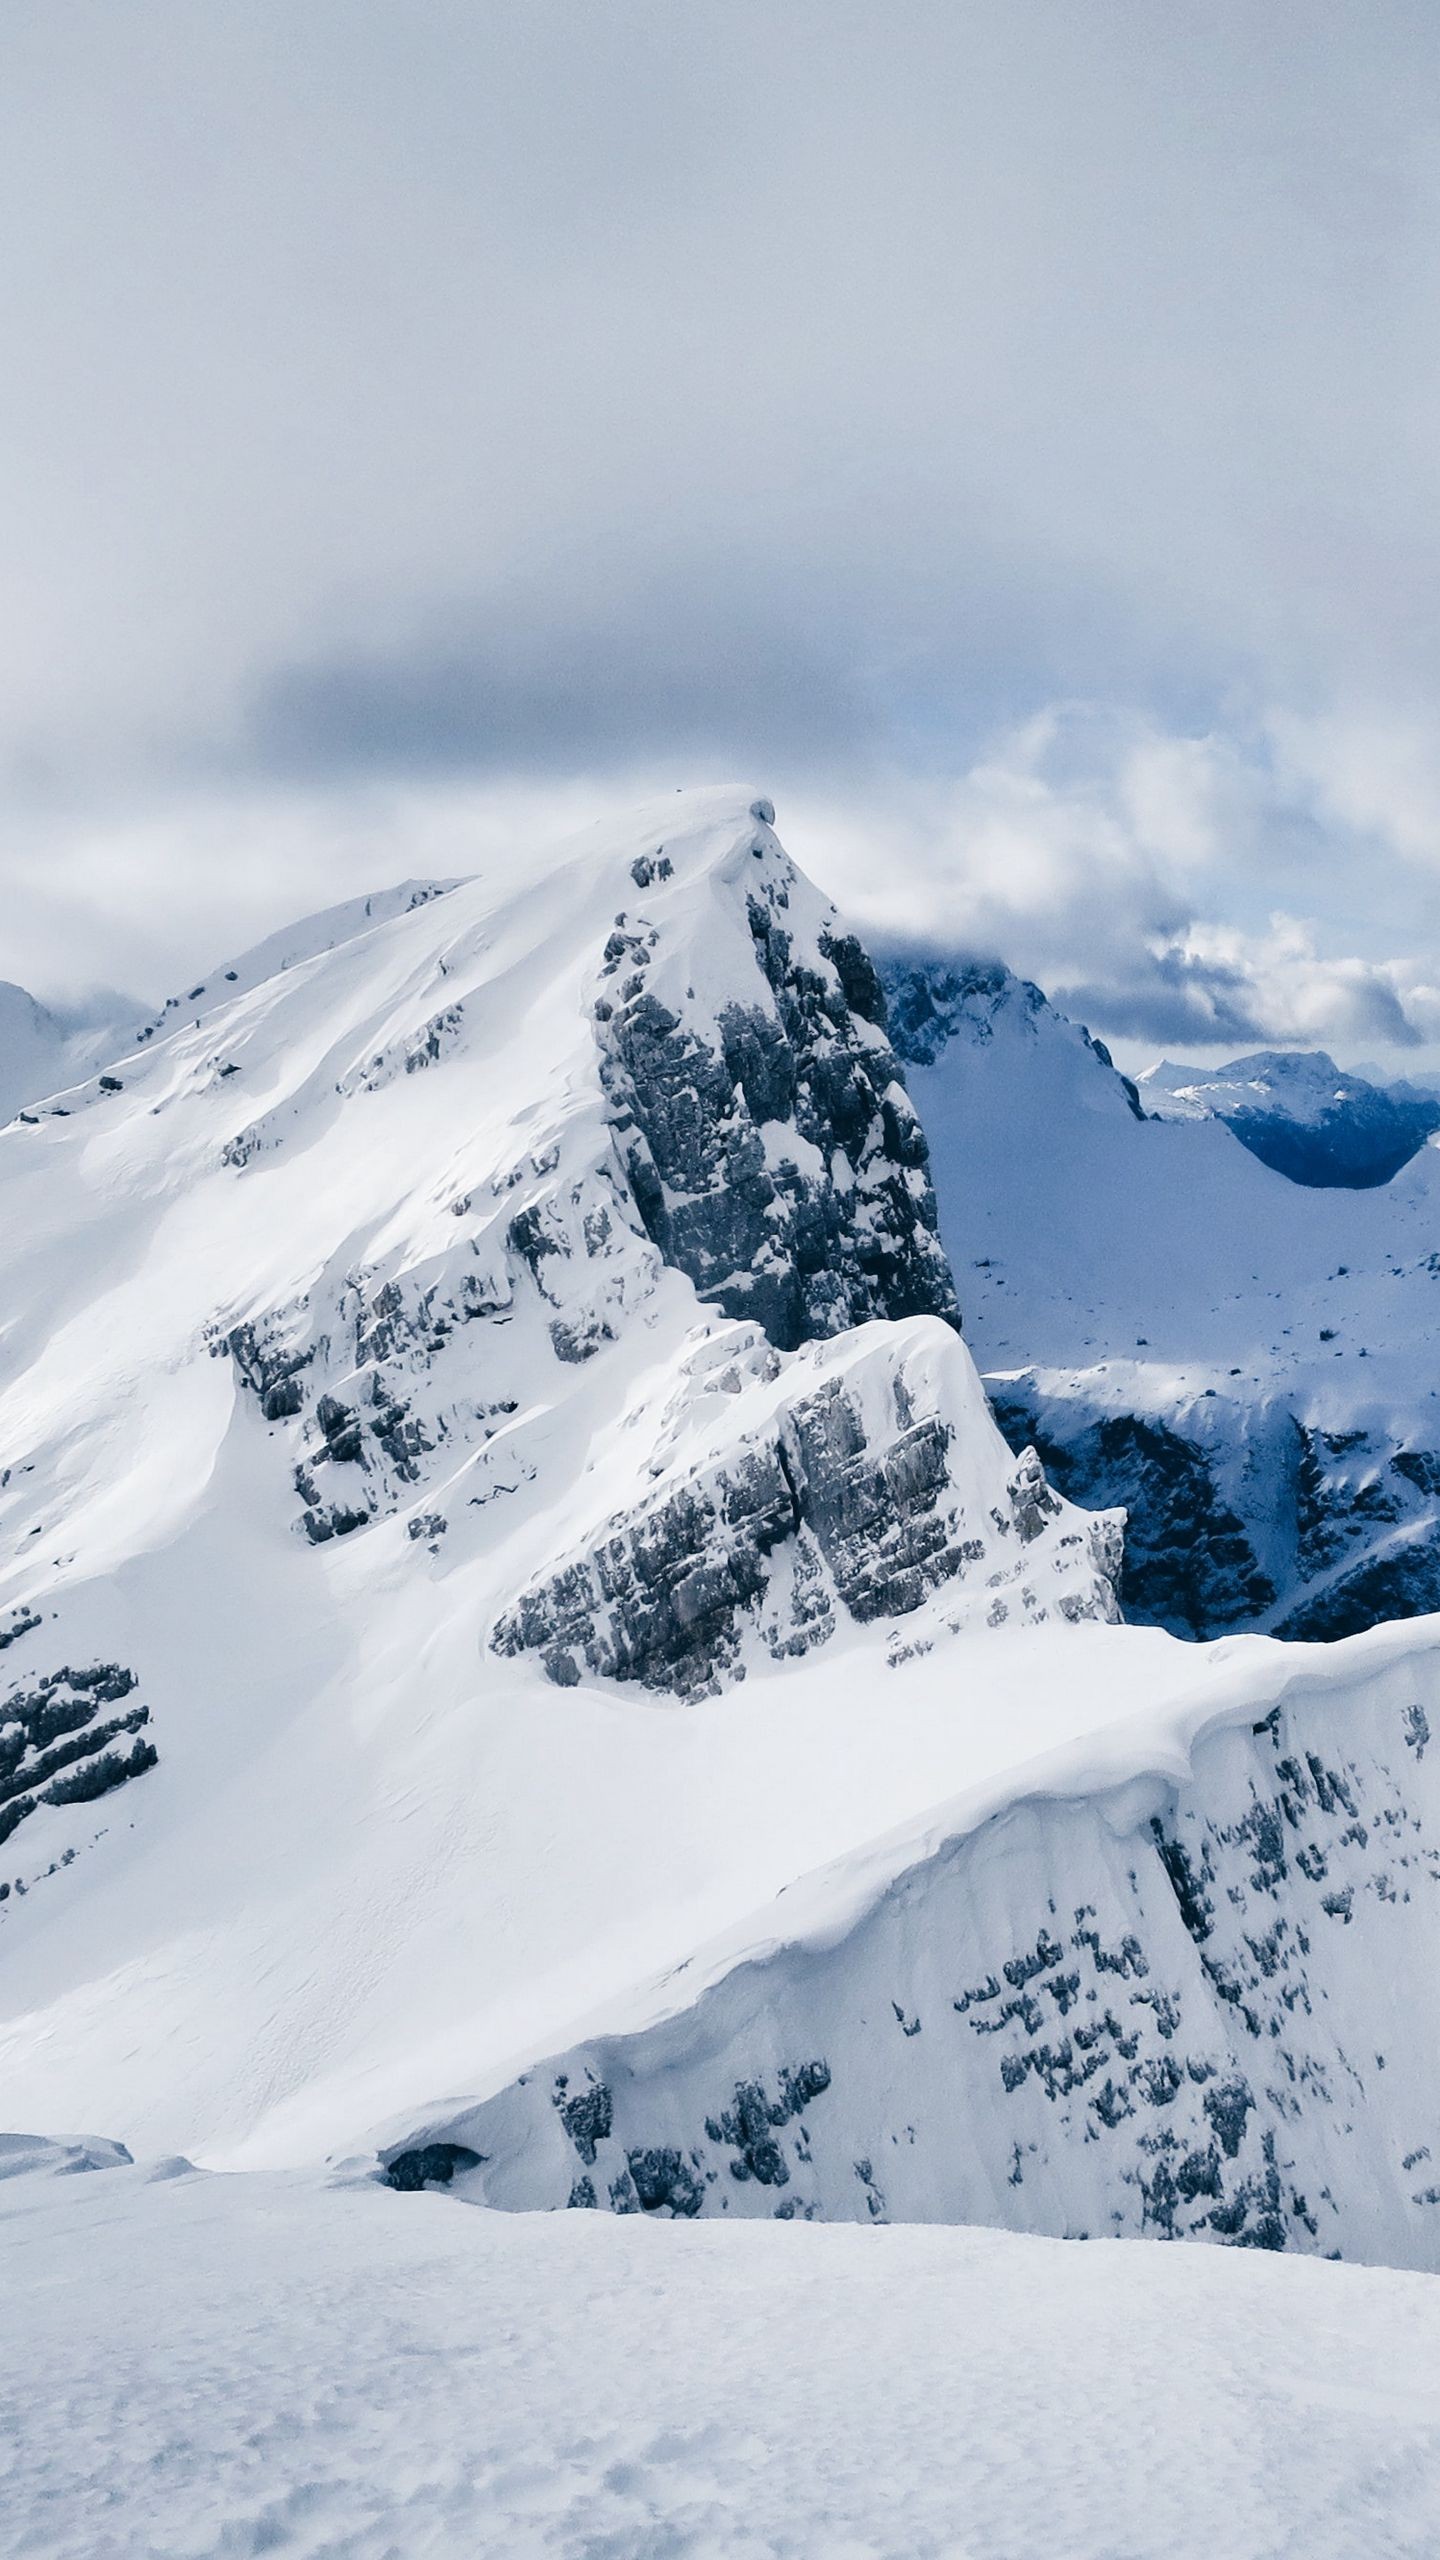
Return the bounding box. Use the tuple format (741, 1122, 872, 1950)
(8, 1, 1440, 1064)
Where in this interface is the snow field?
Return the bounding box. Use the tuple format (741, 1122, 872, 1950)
(7, 2155, 1440, 2560)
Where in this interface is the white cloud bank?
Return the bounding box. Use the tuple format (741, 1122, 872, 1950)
(12, 701, 1440, 1075)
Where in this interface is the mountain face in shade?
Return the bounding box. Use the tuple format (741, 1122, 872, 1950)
(0, 980, 139, 1127)
(883, 950, 1440, 1646)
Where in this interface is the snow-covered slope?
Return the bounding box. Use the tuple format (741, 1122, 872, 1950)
(0, 791, 1120, 2171)
(885, 952, 1440, 1642)
(11, 2149, 1440, 2560)
(0, 885, 455, 1137)
(1139, 1049, 1440, 1188)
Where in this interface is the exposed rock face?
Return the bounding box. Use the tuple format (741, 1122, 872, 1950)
(0, 1660, 154, 1873)
(215, 1141, 664, 1551)
(995, 1384, 1440, 1645)
(396, 1640, 1440, 2271)
(1277, 1539, 1440, 1641)
(598, 860, 960, 1352)
(492, 1320, 1122, 1698)
(884, 958, 1144, 1118)
(991, 1396, 1280, 1639)
(1276, 1427, 1440, 1639)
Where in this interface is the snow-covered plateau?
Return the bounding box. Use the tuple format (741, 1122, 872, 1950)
(7, 788, 1440, 2552)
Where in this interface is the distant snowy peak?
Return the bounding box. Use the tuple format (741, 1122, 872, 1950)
(1138, 1050, 1440, 1188)
(0, 980, 137, 1124)
(1141, 1049, 1383, 1127)
(881, 952, 1144, 1119)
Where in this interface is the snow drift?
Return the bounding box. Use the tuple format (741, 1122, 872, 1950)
(408, 1616, 1440, 2267)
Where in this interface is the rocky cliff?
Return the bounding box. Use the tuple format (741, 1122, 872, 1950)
(493, 1319, 1120, 1699)
(388, 1626, 1440, 2272)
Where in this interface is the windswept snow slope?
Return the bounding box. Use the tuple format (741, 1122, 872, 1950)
(886, 953, 1440, 1639)
(390, 1613, 1440, 2268)
(9, 2150, 1440, 2560)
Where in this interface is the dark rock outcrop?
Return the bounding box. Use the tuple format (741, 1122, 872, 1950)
(597, 865, 960, 1353)
(995, 1386, 1440, 1645)
(991, 1397, 1278, 1639)
(0, 1663, 155, 1861)
(381, 2142, 483, 2192)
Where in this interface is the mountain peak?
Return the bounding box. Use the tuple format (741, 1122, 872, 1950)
(1138, 1048, 1440, 1185)
(0, 796, 1115, 2164)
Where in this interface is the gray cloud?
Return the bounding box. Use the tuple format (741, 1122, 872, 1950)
(1056, 950, 1426, 1056)
(240, 584, 877, 781)
(5, 1, 1440, 795)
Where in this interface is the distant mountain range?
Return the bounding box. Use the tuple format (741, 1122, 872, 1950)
(1136, 1049, 1440, 1187)
(883, 952, 1440, 1642)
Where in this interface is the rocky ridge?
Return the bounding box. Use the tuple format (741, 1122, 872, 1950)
(493, 1319, 1120, 1699)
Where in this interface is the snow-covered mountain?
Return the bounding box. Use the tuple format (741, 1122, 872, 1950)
(1138, 1049, 1440, 1188)
(886, 951, 1440, 1643)
(8, 795, 1440, 2285)
(0, 791, 1121, 2171)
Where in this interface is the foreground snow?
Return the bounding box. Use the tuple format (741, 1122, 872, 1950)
(7, 2153, 1440, 2560)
